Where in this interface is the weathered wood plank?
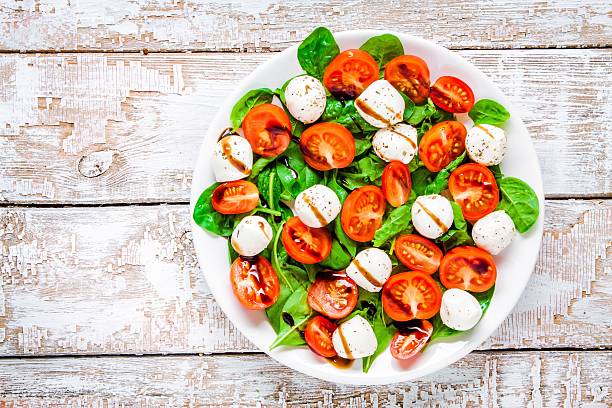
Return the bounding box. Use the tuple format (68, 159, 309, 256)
(0, 0, 610, 52)
(0, 351, 610, 406)
(0, 200, 609, 356)
(0, 50, 610, 204)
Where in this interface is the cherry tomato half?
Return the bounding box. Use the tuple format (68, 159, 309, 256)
(418, 120, 467, 172)
(308, 272, 358, 319)
(242, 103, 291, 157)
(305, 316, 337, 358)
(340, 185, 386, 242)
(448, 163, 499, 222)
(323, 49, 380, 99)
(430, 76, 475, 113)
(390, 319, 433, 360)
(230, 256, 280, 310)
(211, 180, 259, 215)
(282, 216, 332, 264)
(382, 271, 442, 321)
(384, 55, 430, 104)
(439, 246, 497, 292)
(395, 234, 443, 274)
(382, 161, 412, 208)
(300, 122, 356, 171)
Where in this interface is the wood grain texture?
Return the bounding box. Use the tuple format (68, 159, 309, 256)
(0, 50, 610, 204)
(1, 351, 610, 407)
(0, 200, 609, 356)
(0, 0, 610, 52)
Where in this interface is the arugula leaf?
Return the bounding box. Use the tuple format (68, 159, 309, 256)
(193, 183, 236, 237)
(359, 34, 404, 68)
(410, 166, 433, 196)
(340, 156, 386, 188)
(230, 88, 275, 130)
(257, 167, 282, 211)
(297, 27, 340, 79)
(373, 202, 413, 247)
(408, 99, 454, 141)
(355, 138, 372, 157)
(423, 152, 466, 195)
(438, 202, 473, 250)
(497, 177, 540, 233)
(469, 99, 510, 126)
(319, 239, 352, 270)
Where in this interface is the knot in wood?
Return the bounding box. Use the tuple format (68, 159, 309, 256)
(78, 150, 115, 178)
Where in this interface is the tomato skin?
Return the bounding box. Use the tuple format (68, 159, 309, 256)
(430, 76, 475, 113)
(448, 163, 499, 222)
(340, 186, 386, 242)
(282, 217, 332, 264)
(307, 272, 358, 319)
(395, 234, 443, 274)
(211, 180, 259, 214)
(419, 120, 467, 172)
(323, 49, 380, 99)
(242, 103, 292, 157)
(390, 319, 433, 360)
(384, 55, 430, 104)
(300, 122, 356, 171)
(381, 161, 412, 208)
(305, 316, 338, 358)
(439, 246, 497, 292)
(230, 256, 280, 310)
(382, 271, 442, 321)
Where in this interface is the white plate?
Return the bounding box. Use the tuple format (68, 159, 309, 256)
(190, 30, 544, 385)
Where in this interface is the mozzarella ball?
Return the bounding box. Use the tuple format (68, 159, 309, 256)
(294, 184, 341, 228)
(372, 123, 418, 164)
(440, 288, 483, 331)
(466, 124, 507, 166)
(355, 79, 405, 128)
(472, 210, 516, 255)
(411, 194, 454, 239)
(332, 315, 377, 359)
(212, 135, 253, 182)
(231, 216, 273, 257)
(284, 75, 326, 124)
(346, 248, 392, 292)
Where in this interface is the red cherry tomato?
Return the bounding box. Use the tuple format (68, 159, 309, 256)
(448, 163, 499, 222)
(242, 103, 291, 157)
(381, 161, 412, 208)
(304, 316, 337, 358)
(394, 234, 443, 274)
(281, 216, 332, 264)
(230, 256, 280, 309)
(390, 319, 433, 360)
(384, 55, 430, 104)
(418, 120, 467, 172)
(308, 272, 358, 319)
(430, 76, 475, 113)
(439, 246, 497, 292)
(340, 186, 386, 242)
(382, 271, 442, 321)
(323, 49, 380, 99)
(211, 180, 259, 215)
(300, 122, 356, 171)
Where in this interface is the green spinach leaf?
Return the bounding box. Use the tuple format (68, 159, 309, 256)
(249, 157, 275, 180)
(497, 177, 540, 233)
(319, 239, 352, 270)
(359, 34, 404, 68)
(373, 203, 413, 247)
(488, 164, 504, 181)
(334, 217, 358, 257)
(276, 142, 321, 198)
(400, 92, 416, 122)
(230, 88, 275, 130)
(297, 27, 340, 79)
(269, 288, 312, 349)
(193, 183, 236, 237)
(423, 152, 466, 195)
(257, 167, 282, 211)
(355, 138, 372, 157)
(469, 99, 510, 126)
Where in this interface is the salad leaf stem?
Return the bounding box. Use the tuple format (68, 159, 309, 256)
(255, 207, 282, 217)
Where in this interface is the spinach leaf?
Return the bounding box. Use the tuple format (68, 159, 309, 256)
(355, 138, 372, 157)
(373, 203, 413, 247)
(408, 99, 454, 141)
(230, 88, 275, 130)
(423, 152, 466, 195)
(193, 183, 235, 237)
(450, 201, 467, 230)
(359, 34, 404, 69)
(438, 202, 473, 250)
(340, 156, 386, 187)
(297, 27, 340, 79)
(362, 312, 395, 373)
(269, 287, 312, 349)
(227, 239, 239, 263)
(488, 164, 504, 181)
(469, 99, 510, 126)
(319, 239, 352, 270)
(323, 97, 378, 134)
(257, 167, 282, 211)
(325, 170, 348, 203)
(249, 157, 275, 180)
(334, 217, 358, 257)
(430, 286, 495, 342)
(497, 177, 540, 233)
(410, 166, 433, 196)
(400, 92, 416, 122)
(276, 142, 321, 198)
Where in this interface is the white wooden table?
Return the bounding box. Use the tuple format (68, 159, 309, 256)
(0, 1, 610, 406)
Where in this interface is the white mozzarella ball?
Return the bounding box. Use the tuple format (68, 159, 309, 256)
(294, 184, 341, 228)
(231, 216, 273, 257)
(346, 248, 392, 292)
(466, 124, 507, 166)
(284, 75, 326, 124)
(355, 79, 405, 128)
(372, 123, 418, 164)
(212, 135, 253, 182)
(411, 194, 454, 239)
(440, 288, 483, 331)
(332, 315, 377, 359)
(472, 210, 516, 255)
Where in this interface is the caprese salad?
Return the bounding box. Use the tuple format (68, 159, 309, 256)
(193, 28, 540, 372)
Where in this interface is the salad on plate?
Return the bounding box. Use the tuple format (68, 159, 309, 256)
(193, 27, 540, 372)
